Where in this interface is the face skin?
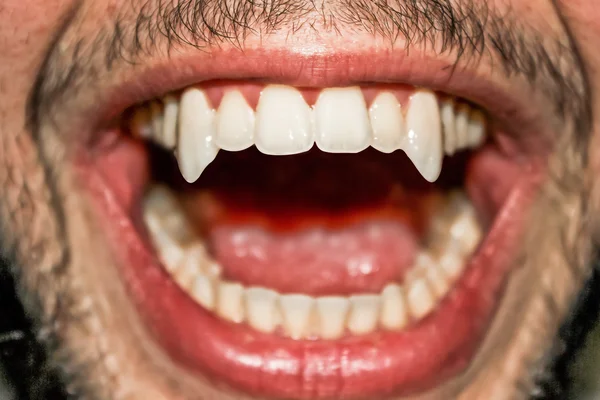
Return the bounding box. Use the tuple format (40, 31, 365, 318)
(1, 0, 600, 399)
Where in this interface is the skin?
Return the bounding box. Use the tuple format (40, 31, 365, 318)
(1, 0, 600, 399)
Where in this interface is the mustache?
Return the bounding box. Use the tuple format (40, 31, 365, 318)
(0, 254, 600, 399)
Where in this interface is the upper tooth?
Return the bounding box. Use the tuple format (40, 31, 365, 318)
(315, 87, 372, 153)
(161, 95, 179, 149)
(150, 101, 164, 142)
(454, 104, 470, 150)
(441, 99, 456, 156)
(369, 92, 406, 153)
(468, 110, 486, 147)
(216, 90, 255, 151)
(405, 90, 443, 182)
(255, 85, 313, 155)
(177, 89, 219, 183)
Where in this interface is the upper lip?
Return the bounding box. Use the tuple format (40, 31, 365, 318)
(78, 45, 549, 149)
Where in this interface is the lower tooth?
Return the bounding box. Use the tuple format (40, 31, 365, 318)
(316, 296, 350, 340)
(407, 279, 436, 319)
(217, 282, 245, 323)
(280, 294, 314, 339)
(192, 275, 216, 311)
(245, 287, 280, 334)
(380, 284, 408, 330)
(347, 295, 380, 335)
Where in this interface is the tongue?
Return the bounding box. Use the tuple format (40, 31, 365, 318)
(210, 221, 419, 295)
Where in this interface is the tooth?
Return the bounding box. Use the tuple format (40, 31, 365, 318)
(316, 296, 350, 339)
(439, 250, 464, 282)
(380, 284, 408, 330)
(406, 279, 436, 319)
(216, 90, 255, 151)
(217, 281, 245, 323)
(280, 294, 315, 339)
(441, 100, 456, 156)
(369, 92, 405, 153)
(417, 254, 450, 299)
(255, 85, 313, 155)
(315, 87, 372, 153)
(245, 287, 280, 333)
(405, 90, 443, 182)
(161, 95, 179, 149)
(450, 206, 481, 254)
(177, 88, 219, 183)
(150, 101, 164, 142)
(131, 107, 153, 139)
(467, 109, 486, 148)
(192, 275, 216, 311)
(143, 212, 185, 269)
(454, 104, 470, 151)
(347, 295, 380, 335)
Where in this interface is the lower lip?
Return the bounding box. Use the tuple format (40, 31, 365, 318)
(82, 138, 541, 398)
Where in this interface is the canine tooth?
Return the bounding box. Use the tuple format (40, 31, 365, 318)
(369, 92, 405, 153)
(255, 85, 313, 155)
(315, 87, 372, 153)
(161, 95, 179, 149)
(407, 279, 436, 319)
(441, 100, 457, 155)
(380, 284, 408, 330)
(468, 109, 486, 148)
(245, 287, 280, 333)
(192, 275, 216, 311)
(316, 296, 350, 339)
(347, 295, 380, 335)
(177, 88, 219, 183)
(405, 90, 443, 182)
(280, 294, 315, 339)
(216, 90, 255, 151)
(454, 104, 470, 151)
(217, 281, 245, 323)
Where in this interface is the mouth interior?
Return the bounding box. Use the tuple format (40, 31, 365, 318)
(85, 85, 533, 398)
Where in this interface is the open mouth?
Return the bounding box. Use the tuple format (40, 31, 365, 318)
(83, 77, 543, 398)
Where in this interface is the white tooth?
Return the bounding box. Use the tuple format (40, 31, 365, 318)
(315, 87, 372, 153)
(316, 296, 350, 339)
(439, 250, 464, 282)
(245, 287, 280, 333)
(419, 255, 450, 299)
(216, 90, 255, 151)
(177, 88, 219, 183)
(454, 104, 470, 151)
(347, 295, 380, 335)
(131, 107, 153, 139)
(217, 281, 245, 323)
(405, 90, 443, 182)
(280, 294, 315, 339)
(380, 284, 408, 330)
(467, 109, 486, 148)
(441, 100, 457, 156)
(255, 85, 313, 155)
(150, 101, 164, 141)
(369, 92, 405, 153)
(143, 212, 185, 269)
(161, 95, 179, 149)
(192, 275, 216, 311)
(450, 207, 481, 254)
(406, 279, 436, 319)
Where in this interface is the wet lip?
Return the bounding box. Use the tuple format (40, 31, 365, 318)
(76, 48, 547, 399)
